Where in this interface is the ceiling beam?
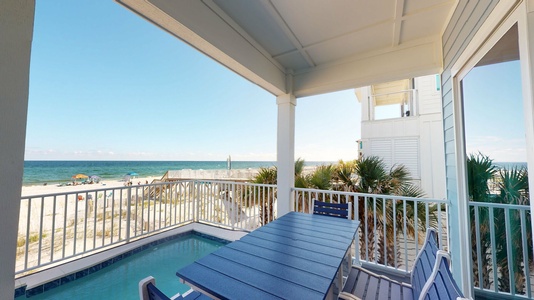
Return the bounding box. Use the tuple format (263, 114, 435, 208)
(392, 0, 405, 46)
(260, 0, 316, 69)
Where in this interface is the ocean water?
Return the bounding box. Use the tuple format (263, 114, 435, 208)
(22, 161, 274, 186)
(493, 162, 528, 170)
(23, 160, 328, 186)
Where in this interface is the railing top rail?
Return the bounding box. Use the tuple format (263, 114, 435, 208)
(20, 180, 274, 199)
(469, 201, 531, 210)
(20, 180, 197, 199)
(21, 187, 126, 199)
(292, 187, 448, 203)
(194, 180, 276, 188)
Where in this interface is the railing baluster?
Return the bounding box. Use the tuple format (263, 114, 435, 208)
(126, 187, 131, 242)
(414, 199, 418, 256)
(489, 207, 498, 293)
(382, 197, 387, 267)
(474, 206, 482, 289)
(38, 196, 44, 266)
(62, 194, 67, 260)
(373, 196, 377, 264)
(520, 209, 531, 298)
(403, 199, 407, 272)
(364, 195, 369, 262)
(393, 198, 397, 268)
(25, 198, 31, 270)
(83, 192, 88, 252)
(93, 191, 98, 248)
(74, 193, 79, 255)
(442, 203, 449, 250)
(51, 195, 57, 262)
(504, 208, 516, 295)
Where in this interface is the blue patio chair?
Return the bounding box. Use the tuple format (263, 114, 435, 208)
(312, 199, 352, 219)
(139, 276, 210, 300)
(418, 250, 466, 299)
(340, 228, 468, 300)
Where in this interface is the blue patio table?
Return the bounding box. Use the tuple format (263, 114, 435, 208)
(176, 211, 360, 300)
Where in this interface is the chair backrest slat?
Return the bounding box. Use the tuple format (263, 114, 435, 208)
(312, 199, 351, 219)
(147, 282, 172, 300)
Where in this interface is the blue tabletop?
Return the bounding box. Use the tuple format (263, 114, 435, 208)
(176, 212, 360, 300)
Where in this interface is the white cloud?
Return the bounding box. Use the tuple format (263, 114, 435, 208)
(466, 135, 527, 162)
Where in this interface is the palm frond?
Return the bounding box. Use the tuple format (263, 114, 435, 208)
(294, 158, 306, 177)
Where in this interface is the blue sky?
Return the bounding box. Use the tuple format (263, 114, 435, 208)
(26, 1, 525, 163)
(462, 60, 526, 162)
(26, 1, 361, 162)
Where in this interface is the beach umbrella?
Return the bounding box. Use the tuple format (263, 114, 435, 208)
(90, 175, 101, 183)
(127, 172, 139, 176)
(72, 174, 89, 179)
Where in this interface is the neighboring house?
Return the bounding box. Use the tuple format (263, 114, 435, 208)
(355, 75, 446, 199)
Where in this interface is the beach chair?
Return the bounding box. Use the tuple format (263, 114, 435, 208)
(312, 199, 352, 219)
(221, 197, 251, 228)
(340, 229, 467, 300)
(139, 276, 210, 300)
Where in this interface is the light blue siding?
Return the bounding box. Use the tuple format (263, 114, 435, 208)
(440, 0, 500, 292)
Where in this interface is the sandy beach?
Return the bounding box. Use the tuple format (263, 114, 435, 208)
(20, 166, 318, 197)
(20, 168, 264, 197)
(21, 176, 159, 197)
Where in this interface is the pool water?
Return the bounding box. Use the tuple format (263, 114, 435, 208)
(26, 234, 224, 299)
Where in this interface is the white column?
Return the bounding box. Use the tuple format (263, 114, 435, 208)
(0, 1, 34, 298)
(276, 94, 296, 217)
(519, 1, 534, 274)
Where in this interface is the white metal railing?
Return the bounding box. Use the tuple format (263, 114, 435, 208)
(292, 188, 449, 275)
(469, 201, 533, 299)
(17, 181, 534, 300)
(17, 181, 197, 275)
(194, 180, 277, 230)
(16, 180, 276, 276)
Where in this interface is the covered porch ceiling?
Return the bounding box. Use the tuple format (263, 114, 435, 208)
(116, 0, 457, 98)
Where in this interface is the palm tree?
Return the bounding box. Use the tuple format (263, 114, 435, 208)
(493, 166, 531, 293)
(251, 158, 307, 224)
(251, 156, 432, 267)
(466, 153, 495, 290)
(251, 167, 277, 225)
(352, 156, 432, 266)
(466, 152, 532, 294)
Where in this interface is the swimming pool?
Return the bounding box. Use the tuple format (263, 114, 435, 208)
(18, 233, 225, 299)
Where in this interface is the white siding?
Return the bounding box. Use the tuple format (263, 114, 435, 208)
(368, 137, 420, 179)
(393, 138, 420, 178)
(370, 139, 393, 167)
(360, 73, 445, 198)
(416, 75, 442, 115)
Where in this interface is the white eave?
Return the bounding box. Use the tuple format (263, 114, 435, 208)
(115, 0, 457, 98)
